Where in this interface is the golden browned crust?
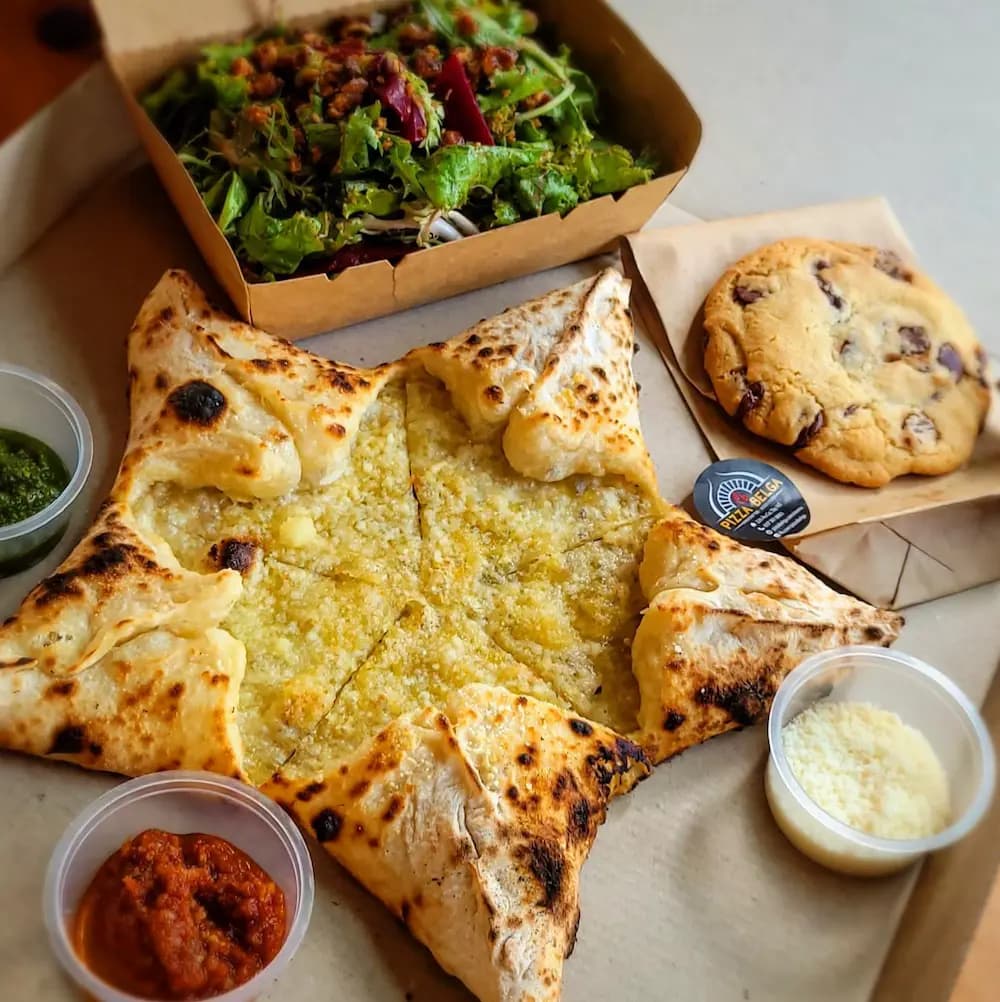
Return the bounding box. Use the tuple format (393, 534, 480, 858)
(411, 268, 657, 492)
(631, 507, 903, 763)
(266, 685, 648, 1002)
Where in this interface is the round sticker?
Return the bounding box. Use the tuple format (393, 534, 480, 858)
(693, 459, 810, 541)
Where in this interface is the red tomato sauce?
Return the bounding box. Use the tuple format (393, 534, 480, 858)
(73, 829, 286, 1000)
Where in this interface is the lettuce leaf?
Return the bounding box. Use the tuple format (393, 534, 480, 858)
(478, 68, 552, 112)
(237, 195, 327, 274)
(385, 138, 426, 197)
(337, 104, 383, 175)
(574, 143, 655, 195)
(511, 165, 579, 216)
(420, 144, 541, 210)
(342, 181, 401, 218)
(491, 195, 521, 227)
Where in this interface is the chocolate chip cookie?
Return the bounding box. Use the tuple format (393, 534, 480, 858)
(703, 238, 990, 487)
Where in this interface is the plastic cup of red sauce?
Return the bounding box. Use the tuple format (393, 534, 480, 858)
(43, 772, 314, 1001)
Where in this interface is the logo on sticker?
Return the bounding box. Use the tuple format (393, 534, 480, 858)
(693, 460, 810, 541)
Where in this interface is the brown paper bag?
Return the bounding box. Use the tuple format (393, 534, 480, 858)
(623, 198, 1000, 608)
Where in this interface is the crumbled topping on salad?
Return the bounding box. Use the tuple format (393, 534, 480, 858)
(142, 1, 657, 280)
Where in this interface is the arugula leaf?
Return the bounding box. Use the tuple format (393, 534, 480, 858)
(568, 68, 598, 123)
(385, 138, 426, 197)
(511, 165, 579, 216)
(237, 194, 326, 273)
(342, 181, 402, 218)
(416, 0, 462, 47)
(141, 68, 193, 124)
(420, 144, 541, 211)
(201, 171, 229, 215)
(337, 103, 382, 175)
(479, 68, 552, 112)
(545, 91, 593, 146)
(304, 121, 341, 154)
(216, 171, 250, 233)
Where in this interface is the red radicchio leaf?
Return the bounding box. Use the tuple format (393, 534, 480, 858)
(325, 241, 415, 274)
(433, 53, 494, 145)
(370, 54, 427, 143)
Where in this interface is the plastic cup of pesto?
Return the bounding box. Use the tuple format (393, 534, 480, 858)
(766, 646, 995, 877)
(0, 363, 93, 576)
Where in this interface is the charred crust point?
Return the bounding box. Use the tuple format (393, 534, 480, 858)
(167, 380, 227, 426)
(695, 676, 775, 727)
(46, 680, 76, 699)
(663, 710, 686, 731)
(295, 781, 325, 802)
(311, 807, 343, 842)
(49, 724, 86, 756)
(524, 839, 565, 909)
(569, 718, 593, 737)
(568, 798, 593, 841)
(381, 794, 403, 822)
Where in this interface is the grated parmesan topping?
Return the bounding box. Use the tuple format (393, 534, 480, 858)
(783, 700, 951, 840)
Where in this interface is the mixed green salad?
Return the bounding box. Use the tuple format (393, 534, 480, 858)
(141, 0, 657, 280)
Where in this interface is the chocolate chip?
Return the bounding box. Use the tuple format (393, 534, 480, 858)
(874, 250, 912, 282)
(816, 275, 844, 311)
(937, 343, 963, 380)
(899, 326, 930, 355)
(733, 285, 763, 306)
(903, 412, 938, 447)
(737, 381, 765, 419)
(839, 339, 864, 368)
(793, 410, 825, 449)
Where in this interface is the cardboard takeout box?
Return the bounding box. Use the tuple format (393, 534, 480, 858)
(91, 0, 701, 338)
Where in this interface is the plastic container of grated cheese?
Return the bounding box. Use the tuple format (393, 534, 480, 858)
(765, 647, 995, 877)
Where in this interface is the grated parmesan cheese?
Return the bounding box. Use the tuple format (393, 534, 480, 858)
(782, 701, 951, 840)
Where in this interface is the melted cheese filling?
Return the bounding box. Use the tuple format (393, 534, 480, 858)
(135, 375, 654, 782)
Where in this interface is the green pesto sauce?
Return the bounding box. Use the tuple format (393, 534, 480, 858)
(0, 429, 70, 526)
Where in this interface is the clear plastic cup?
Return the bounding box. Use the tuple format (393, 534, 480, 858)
(43, 772, 315, 1001)
(766, 646, 995, 877)
(0, 363, 93, 576)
